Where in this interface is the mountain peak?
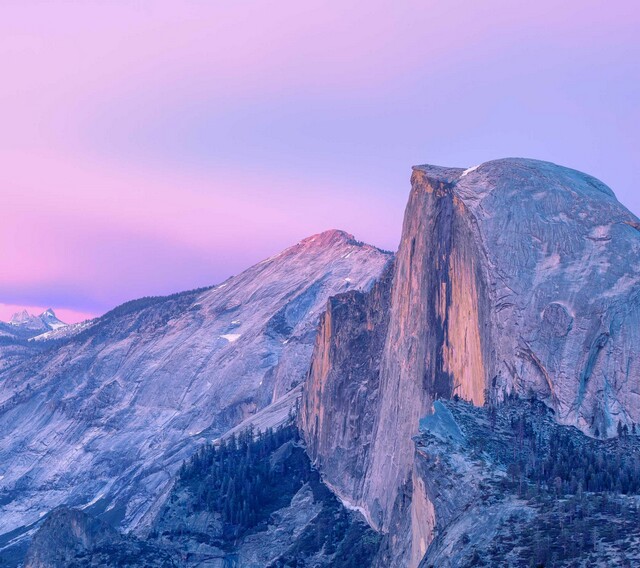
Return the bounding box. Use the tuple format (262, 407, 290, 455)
(39, 308, 67, 330)
(412, 158, 617, 200)
(299, 229, 356, 248)
(9, 309, 38, 326)
(5, 307, 67, 335)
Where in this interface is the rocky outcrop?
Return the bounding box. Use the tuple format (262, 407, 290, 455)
(416, 398, 640, 568)
(24, 507, 119, 568)
(299, 260, 394, 517)
(300, 158, 640, 566)
(301, 165, 493, 553)
(363, 164, 492, 538)
(23, 507, 177, 568)
(0, 230, 391, 557)
(434, 159, 640, 435)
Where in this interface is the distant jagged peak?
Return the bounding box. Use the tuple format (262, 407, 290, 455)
(9, 309, 40, 326)
(39, 308, 67, 329)
(6, 307, 67, 331)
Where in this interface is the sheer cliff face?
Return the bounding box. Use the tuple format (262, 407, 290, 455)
(0, 230, 391, 552)
(364, 166, 491, 531)
(301, 167, 492, 534)
(300, 158, 640, 565)
(450, 158, 640, 435)
(300, 261, 394, 511)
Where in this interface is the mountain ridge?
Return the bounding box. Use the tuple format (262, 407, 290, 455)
(6, 158, 640, 568)
(0, 229, 392, 563)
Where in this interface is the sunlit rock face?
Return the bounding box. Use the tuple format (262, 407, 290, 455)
(363, 164, 492, 537)
(301, 158, 640, 566)
(0, 230, 391, 553)
(301, 165, 493, 546)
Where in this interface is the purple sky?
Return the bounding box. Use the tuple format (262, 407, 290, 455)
(1, 1, 638, 322)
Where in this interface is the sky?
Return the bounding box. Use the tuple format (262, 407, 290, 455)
(1, 1, 638, 323)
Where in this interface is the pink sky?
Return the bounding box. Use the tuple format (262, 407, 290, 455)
(1, 1, 638, 323)
(0, 303, 94, 325)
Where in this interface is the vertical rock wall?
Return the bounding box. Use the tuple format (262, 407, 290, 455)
(301, 158, 640, 567)
(363, 167, 491, 535)
(299, 261, 394, 518)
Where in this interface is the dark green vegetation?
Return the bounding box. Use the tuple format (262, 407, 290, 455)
(488, 494, 639, 568)
(464, 395, 640, 498)
(25, 423, 380, 567)
(177, 425, 306, 537)
(171, 423, 381, 566)
(267, 463, 381, 568)
(61, 539, 178, 568)
(98, 287, 212, 324)
(448, 396, 640, 568)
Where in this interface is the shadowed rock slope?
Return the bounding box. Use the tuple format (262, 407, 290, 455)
(22, 508, 176, 568)
(417, 398, 640, 568)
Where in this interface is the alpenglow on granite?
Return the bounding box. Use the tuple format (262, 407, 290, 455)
(300, 158, 640, 567)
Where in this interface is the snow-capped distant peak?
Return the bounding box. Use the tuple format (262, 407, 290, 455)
(39, 308, 67, 330)
(9, 309, 42, 327)
(5, 307, 68, 335)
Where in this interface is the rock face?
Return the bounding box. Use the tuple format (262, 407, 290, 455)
(300, 260, 394, 516)
(23, 507, 177, 568)
(300, 159, 640, 566)
(0, 230, 391, 556)
(416, 398, 640, 568)
(420, 159, 640, 435)
(23, 507, 121, 568)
